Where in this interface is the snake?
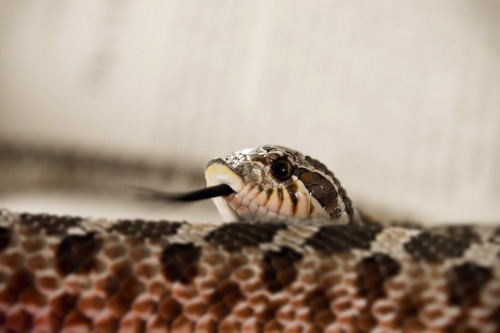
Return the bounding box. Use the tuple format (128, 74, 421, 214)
(0, 144, 499, 332)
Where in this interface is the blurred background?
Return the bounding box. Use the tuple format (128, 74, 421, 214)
(0, 1, 499, 223)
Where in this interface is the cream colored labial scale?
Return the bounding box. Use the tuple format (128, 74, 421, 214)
(210, 196, 239, 222)
(291, 178, 311, 218)
(206, 163, 245, 222)
(253, 189, 271, 207)
(309, 195, 326, 217)
(228, 185, 251, 212)
(278, 188, 294, 216)
(240, 185, 260, 207)
(264, 188, 282, 214)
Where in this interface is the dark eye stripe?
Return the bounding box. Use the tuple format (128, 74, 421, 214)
(298, 169, 338, 214)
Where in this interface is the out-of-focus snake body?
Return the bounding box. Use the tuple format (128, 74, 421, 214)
(0, 145, 499, 332)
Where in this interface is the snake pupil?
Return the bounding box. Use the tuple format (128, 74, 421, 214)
(271, 159, 293, 181)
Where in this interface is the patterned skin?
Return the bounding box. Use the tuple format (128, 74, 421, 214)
(0, 146, 499, 332)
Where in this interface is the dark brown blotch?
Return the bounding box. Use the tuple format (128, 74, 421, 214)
(261, 247, 303, 292)
(108, 220, 183, 242)
(55, 233, 102, 276)
(20, 213, 82, 235)
(7, 268, 34, 296)
(161, 243, 200, 284)
(0, 227, 11, 252)
(489, 228, 500, 244)
(120, 277, 146, 300)
(205, 223, 286, 251)
(302, 288, 333, 323)
(298, 170, 321, 186)
(404, 232, 474, 263)
(205, 281, 244, 321)
(305, 224, 382, 255)
(357, 253, 400, 299)
(298, 169, 338, 215)
(447, 262, 492, 306)
(443, 226, 480, 243)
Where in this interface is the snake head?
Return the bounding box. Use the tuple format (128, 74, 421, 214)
(206, 145, 353, 222)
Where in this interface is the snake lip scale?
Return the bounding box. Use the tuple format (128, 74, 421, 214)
(0, 145, 499, 332)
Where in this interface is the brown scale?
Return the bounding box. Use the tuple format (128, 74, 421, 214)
(297, 168, 339, 216)
(355, 253, 401, 331)
(447, 262, 492, 306)
(55, 234, 102, 277)
(302, 155, 354, 216)
(6, 308, 33, 332)
(0, 228, 11, 252)
(161, 243, 201, 284)
(261, 247, 303, 293)
(78, 294, 105, 317)
(205, 223, 287, 251)
(4, 268, 33, 304)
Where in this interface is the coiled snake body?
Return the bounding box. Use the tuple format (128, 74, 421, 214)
(0, 145, 499, 332)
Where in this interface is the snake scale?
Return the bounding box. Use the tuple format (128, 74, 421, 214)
(0, 145, 499, 333)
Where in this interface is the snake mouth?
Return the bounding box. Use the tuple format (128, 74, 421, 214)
(205, 158, 245, 192)
(205, 158, 247, 221)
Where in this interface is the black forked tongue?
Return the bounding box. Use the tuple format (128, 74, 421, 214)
(134, 184, 235, 202)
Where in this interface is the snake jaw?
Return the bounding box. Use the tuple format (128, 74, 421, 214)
(205, 160, 246, 221)
(205, 160, 245, 192)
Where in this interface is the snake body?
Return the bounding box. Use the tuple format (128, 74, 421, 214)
(0, 145, 499, 332)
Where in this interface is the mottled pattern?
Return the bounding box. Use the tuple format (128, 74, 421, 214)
(1, 211, 500, 332)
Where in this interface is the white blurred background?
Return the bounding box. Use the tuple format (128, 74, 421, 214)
(0, 1, 499, 223)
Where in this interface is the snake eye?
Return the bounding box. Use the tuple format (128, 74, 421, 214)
(271, 159, 294, 181)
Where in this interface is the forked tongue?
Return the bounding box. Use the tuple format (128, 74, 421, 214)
(134, 184, 235, 202)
